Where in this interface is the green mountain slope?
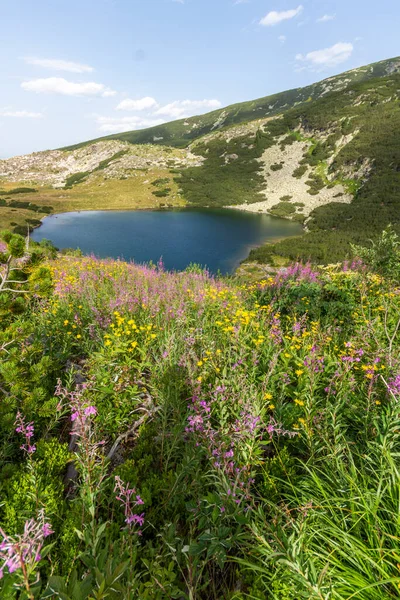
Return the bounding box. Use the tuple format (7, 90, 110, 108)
(62, 56, 400, 151)
(168, 67, 400, 263)
(243, 72, 400, 263)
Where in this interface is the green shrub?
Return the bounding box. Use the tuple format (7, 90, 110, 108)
(292, 165, 308, 178)
(12, 224, 28, 235)
(292, 213, 306, 223)
(152, 178, 170, 187)
(269, 202, 296, 217)
(153, 188, 171, 198)
(64, 171, 90, 189)
(0, 439, 69, 534)
(0, 187, 37, 195)
(352, 225, 400, 278)
(306, 173, 325, 195)
(95, 150, 128, 172)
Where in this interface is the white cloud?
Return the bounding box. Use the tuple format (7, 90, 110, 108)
(0, 109, 43, 118)
(155, 99, 222, 119)
(96, 115, 164, 133)
(260, 5, 303, 26)
(116, 97, 158, 111)
(278, 35, 286, 43)
(296, 42, 353, 69)
(317, 14, 336, 23)
(23, 57, 94, 73)
(21, 77, 116, 97)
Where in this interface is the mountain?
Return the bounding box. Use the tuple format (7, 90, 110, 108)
(62, 56, 400, 150)
(1, 55, 400, 264)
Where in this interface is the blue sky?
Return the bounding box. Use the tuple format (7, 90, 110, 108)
(0, 0, 399, 157)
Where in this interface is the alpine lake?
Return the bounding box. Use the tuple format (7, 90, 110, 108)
(32, 208, 302, 274)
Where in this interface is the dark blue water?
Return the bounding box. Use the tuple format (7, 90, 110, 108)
(32, 208, 302, 274)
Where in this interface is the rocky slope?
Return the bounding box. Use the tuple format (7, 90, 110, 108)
(228, 135, 352, 219)
(0, 141, 202, 188)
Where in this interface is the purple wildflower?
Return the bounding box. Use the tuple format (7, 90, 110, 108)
(84, 406, 97, 417)
(266, 418, 299, 439)
(388, 375, 400, 396)
(114, 476, 145, 533)
(15, 412, 36, 455)
(0, 510, 53, 579)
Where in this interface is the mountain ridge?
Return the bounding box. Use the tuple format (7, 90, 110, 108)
(60, 55, 400, 151)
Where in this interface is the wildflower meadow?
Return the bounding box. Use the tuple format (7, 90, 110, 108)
(1, 228, 400, 598)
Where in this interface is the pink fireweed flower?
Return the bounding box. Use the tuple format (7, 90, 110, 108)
(273, 262, 320, 287)
(54, 382, 104, 468)
(0, 510, 53, 579)
(266, 418, 299, 439)
(70, 403, 97, 424)
(41, 523, 53, 537)
(126, 513, 145, 527)
(303, 346, 325, 374)
(233, 412, 261, 436)
(186, 389, 259, 509)
(388, 374, 400, 396)
(114, 476, 145, 533)
(14, 412, 36, 455)
(55, 383, 97, 428)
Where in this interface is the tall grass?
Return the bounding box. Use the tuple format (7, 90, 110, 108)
(245, 394, 400, 599)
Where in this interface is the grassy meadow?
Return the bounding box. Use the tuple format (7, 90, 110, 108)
(0, 170, 185, 233)
(1, 227, 400, 598)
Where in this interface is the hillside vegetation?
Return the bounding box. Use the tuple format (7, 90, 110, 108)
(1, 228, 400, 598)
(0, 144, 192, 232)
(182, 71, 400, 262)
(61, 56, 400, 150)
(0, 56, 400, 263)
